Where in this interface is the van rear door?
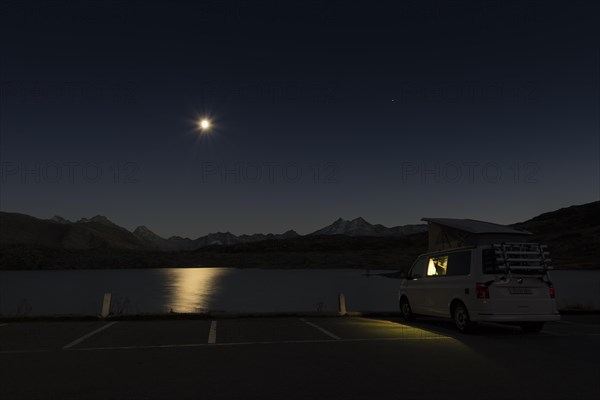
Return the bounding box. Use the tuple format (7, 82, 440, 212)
(484, 243, 555, 316)
(488, 277, 554, 315)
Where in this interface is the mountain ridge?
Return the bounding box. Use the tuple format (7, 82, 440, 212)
(0, 213, 422, 251)
(310, 217, 427, 237)
(1, 201, 598, 269)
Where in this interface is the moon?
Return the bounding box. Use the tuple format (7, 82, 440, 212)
(199, 119, 210, 130)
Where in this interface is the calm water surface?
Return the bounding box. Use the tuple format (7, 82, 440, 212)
(0, 268, 400, 316)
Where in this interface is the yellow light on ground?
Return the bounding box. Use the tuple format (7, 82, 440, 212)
(199, 119, 210, 131)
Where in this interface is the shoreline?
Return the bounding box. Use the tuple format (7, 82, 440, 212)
(2, 309, 599, 323)
(1, 265, 598, 271)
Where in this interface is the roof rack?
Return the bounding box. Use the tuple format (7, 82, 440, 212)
(493, 242, 552, 272)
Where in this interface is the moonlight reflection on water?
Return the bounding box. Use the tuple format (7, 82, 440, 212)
(162, 268, 232, 313)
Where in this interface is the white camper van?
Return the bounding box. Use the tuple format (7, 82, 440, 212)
(399, 218, 560, 333)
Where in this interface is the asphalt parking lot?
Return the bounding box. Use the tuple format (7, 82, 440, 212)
(1, 315, 599, 399)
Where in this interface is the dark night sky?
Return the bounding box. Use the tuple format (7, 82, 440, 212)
(1, 0, 599, 238)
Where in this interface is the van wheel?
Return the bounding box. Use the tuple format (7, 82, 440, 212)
(452, 302, 474, 333)
(520, 322, 544, 333)
(400, 297, 416, 321)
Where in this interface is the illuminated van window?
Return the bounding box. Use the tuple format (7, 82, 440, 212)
(427, 256, 448, 276)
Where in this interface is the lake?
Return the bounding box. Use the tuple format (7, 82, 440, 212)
(0, 268, 401, 316)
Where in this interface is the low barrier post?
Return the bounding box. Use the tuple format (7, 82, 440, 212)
(101, 293, 112, 318)
(338, 293, 347, 315)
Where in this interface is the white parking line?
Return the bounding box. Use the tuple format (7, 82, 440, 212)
(208, 320, 217, 344)
(70, 336, 452, 352)
(62, 322, 118, 350)
(0, 324, 8, 328)
(299, 318, 341, 340)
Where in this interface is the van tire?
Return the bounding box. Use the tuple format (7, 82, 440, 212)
(452, 302, 474, 333)
(520, 322, 544, 333)
(400, 297, 416, 321)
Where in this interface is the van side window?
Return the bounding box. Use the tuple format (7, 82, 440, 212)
(410, 257, 427, 278)
(427, 255, 448, 276)
(426, 251, 471, 277)
(446, 251, 471, 276)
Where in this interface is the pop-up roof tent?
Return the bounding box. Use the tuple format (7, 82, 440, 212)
(422, 218, 532, 252)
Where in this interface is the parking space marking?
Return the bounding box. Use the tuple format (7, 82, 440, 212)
(299, 318, 341, 340)
(62, 322, 118, 350)
(71, 336, 453, 352)
(1, 336, 454, 355)
(208, 320, 217, 344)
(0, 323, 8, 327)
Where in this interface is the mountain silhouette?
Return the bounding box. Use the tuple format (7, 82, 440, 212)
(0, 201, 598, 269)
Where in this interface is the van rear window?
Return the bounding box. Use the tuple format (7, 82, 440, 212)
(482, 248, 546, 275)
(426, 251, 470, 277)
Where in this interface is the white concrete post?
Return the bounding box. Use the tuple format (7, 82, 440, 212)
(101, 293, 112, 318)
(338, 293, 347, 315)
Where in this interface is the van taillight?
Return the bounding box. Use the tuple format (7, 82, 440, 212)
(476, 282, 489, 299)
(549, 286, 555, 298)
